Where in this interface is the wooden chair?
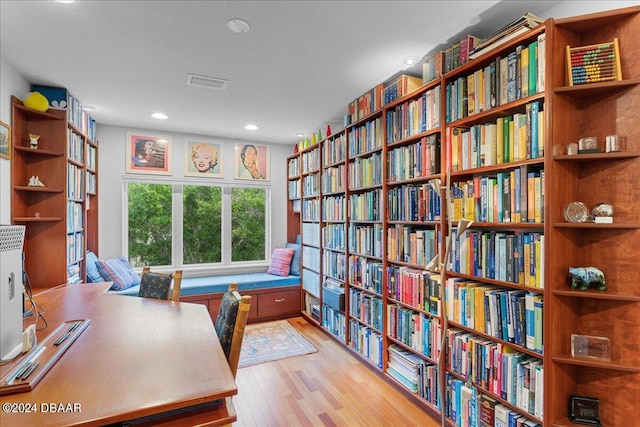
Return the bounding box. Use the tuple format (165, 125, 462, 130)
(138, 268, 182, 302)
(214, 283, 251, 378)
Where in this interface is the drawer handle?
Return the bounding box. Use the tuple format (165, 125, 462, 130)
(274, 298, 286, 303)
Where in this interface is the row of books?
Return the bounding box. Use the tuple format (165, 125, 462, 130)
(301, 173, 319, 197)
(67, 93, 98, 142)
(349, 188, 382, 221)
(301, 245, 320, 271)
(301, 147, 321, 173)
(450, 230, 544, 289)
(348, 256, 383, 294)
(321, 164, 345, 193)
(387, 306, 441, 360)
(288, 155, 300, 178)
(303, 293, 320, 321)
(446, 380, 541, 427)
(323, 250, 346, 281)
(347, 223, 382, 258)
(348, 151, 383, 189)
(66, 231, 84, 267)
(387, 224, 440, 267)
(445, 277, 543, 352)
(387, 134, 441, 182)
(86, 171, 96, 195)
(386, 266, 441, 315)
(321, 194, 345, 221)
(347, 117, 383, 157)
(67, 129, 85, 163)
(450, 168, 544, 224)
(348, 320, 383, 368)
(387, 344, 440, 406)
(301, 221, 320, 246)
(67, 263, 81, 285)
(288, 179, 300, 200)
(322, 132, 346, 166)
(446, 34, 546, 123)
(387, 182, 442, 222)
(67, 201, 83, 232)
(301, 198, 320, 221)
(345, 74, 424, 125)
(386, 85, 441, 143)
(444, 34, 483, 74)
(349, 289, 384, 331)
(67, 163, 84, 200)
(302, 269, 320, 297)
(86, 144, 97, 171)
(322, 223, 345, 251)
(321, 304, 346, 341)
(448, 101, 544, 172)
(446, 335, 543, 419)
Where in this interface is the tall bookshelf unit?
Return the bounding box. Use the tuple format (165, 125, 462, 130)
(11, 94, 98, 289)
(546, 7, 640, 427)
(290, 5, 639, 426)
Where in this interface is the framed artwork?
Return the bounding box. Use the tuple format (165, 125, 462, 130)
(126, 133, 172, 175)
(234, 143, 269, 180)
(0, 121, 10, 160)
(184, 141, 224, 178)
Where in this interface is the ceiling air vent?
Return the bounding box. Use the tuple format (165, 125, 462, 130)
(186, 73, 229, 90)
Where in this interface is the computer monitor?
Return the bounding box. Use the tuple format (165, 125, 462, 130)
(0, 225, 26, 362)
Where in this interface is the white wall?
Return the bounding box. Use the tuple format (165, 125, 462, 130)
(0, 57, 30, 224)
(97, 124, 292, 268)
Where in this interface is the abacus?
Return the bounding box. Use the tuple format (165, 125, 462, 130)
(566, 38, 622, 86)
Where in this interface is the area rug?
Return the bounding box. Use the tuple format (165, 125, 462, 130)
(239, 320, 317, 368)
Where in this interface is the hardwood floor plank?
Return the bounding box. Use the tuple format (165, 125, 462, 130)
(233, 317, 440, 427)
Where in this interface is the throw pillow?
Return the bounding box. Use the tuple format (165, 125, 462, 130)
(96, 257, 141, 291)
(86, 251, 104, 283)
(267, 247, 295, 277)
(285, 242, 301, 276)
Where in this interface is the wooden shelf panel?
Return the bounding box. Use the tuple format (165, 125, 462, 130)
(553, 151, 640, 161)
(552, 355, 640, 372)
(553, 78, 640, 97)
(13, 217, 63, 223)
(552, 222, 640, 229)
(552, 289, 640, 301)
(14, 145, 64, 157)
(13, 186, 64, 193)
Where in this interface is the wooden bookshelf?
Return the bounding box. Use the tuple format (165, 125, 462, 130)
(288, 5, 639, 426)
(11, 94, 99, 289)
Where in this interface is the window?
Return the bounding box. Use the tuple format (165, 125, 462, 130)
(126, 181, 268, 269)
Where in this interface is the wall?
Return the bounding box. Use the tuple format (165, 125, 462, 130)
(97, 124, 292, 273)
(0, 57, 30, 224)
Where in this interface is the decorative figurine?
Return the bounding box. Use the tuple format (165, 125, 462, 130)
(569, 267, 606, 291)
(27, 175, 45, 187)
(29, 133, 40, 149)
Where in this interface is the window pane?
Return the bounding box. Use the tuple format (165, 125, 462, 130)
(232, 188, 266, 261)
(183, 185, 222, 264)
(127, 183, 172, 267)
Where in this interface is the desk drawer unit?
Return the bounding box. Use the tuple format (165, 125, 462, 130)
(258, 289, 300, 319)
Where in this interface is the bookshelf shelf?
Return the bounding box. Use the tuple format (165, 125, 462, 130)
(287, 5, 639, 426)
(11, 93, 98, 289)
(551, 355, 640, 373)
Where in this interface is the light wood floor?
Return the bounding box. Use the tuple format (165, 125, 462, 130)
(233, 317, 441, 427)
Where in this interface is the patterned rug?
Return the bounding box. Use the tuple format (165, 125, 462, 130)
(239, 319, 317, 368)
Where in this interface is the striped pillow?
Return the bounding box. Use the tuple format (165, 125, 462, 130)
(267, 248, 295, 277)
(96, 257, 141, 291)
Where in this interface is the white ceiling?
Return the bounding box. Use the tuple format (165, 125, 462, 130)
(0, 0, 561, 145)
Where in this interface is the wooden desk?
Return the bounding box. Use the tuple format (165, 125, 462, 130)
(0, 283, 237, 426)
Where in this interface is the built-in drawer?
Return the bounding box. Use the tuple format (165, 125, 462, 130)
(257, 289, 300, 318)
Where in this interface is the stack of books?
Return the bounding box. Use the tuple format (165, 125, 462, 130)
(469, 13, 544, 60)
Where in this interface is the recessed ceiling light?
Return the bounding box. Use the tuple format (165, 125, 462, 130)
(82, 105, 96, 112)
(244, 124, 258, 131)
(151, 112, 168, 120)
(227, 18, 251, 34)
(402, 56, 420, 66)
(55, 0, 77, 3)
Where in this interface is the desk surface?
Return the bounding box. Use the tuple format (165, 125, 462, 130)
(0, 283, 237, 426)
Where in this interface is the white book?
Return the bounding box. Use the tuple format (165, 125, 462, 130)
(537, 32, 546, 92)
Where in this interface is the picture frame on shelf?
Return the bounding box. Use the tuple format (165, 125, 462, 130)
(126, 133, 172, 175)
(184, 140, 223, 178)
(234, 143, 269, 180)
(0, 121, 10, 160)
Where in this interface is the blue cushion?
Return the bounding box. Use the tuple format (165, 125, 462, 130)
(285, 243, 301, 276)
(86, 251, 104, 283)
(96, 257, 141, 291)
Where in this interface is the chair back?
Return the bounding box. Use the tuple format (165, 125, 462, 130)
(138, 268, 182, 302)
(214, 283, 251, 377)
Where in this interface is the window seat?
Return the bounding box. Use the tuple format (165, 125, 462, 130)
(111, 272, 301, 322)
